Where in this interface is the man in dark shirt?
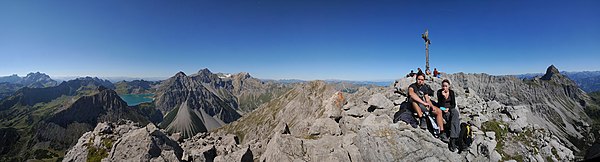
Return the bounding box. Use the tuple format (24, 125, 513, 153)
(408, 72, 444, 132)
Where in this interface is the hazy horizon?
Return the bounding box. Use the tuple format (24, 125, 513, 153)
(2, 0, 599, 80)
(2, 66, 598, 82)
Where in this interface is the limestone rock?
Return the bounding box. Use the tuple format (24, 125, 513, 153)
(63, 132, 94, 162)
(308, 118, 342, 136)
(323, 92, 344, 120)
(108, 123, 183, 161)
(367, 93, 393, 110)
(356, 122, 462, 161)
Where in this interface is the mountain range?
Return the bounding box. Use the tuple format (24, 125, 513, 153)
(0, 77, 158, 161)
(0, 72, 58, 99)
(514, 71, 600, 93)
(51, 65, 600, 162)
(1, 66, 600, 161)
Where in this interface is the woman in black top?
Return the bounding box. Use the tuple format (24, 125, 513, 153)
(437, 79, 460, 152)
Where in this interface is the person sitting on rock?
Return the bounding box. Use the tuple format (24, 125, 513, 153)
(408, 72, 444, 133)
(437, 79, 460, 152)
(407, 70, 416, 77)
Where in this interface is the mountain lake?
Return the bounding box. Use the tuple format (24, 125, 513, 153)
(119, 94, 154, 106)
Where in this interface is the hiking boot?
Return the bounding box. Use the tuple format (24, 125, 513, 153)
(419, 117, 427, 129)
(449, 138, 457, 152)
(439, 134, 449, 143)
(461, 146, 470, 152)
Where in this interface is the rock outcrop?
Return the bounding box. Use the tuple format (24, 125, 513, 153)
(65, 120, 251, 162)
(218, 80, 481, 161)
(64, 121, 183, 161)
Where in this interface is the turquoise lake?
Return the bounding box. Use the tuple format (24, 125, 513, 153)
(119, 94, 154, 106)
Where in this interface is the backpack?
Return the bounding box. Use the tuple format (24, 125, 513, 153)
(394, 101, 419, 128)
(459, 122, 473, 150)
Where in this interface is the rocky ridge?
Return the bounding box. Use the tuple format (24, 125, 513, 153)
(63, 66, 594, 161)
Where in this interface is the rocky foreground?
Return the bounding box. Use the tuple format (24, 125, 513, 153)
(64, 66, 592, 161)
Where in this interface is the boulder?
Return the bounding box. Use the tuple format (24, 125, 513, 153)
(345, 105, 366, 118)
(94, 122, 113, 134)
(339, 116, 362, 134)
(108, 124, 183, 161)
(214, 146, 254, 162)
(356, 122, 462, 161)
(259, 133, 308, 161)
(508, 116, 528, 133)
(308, 118, 342, 136)
(367, 93, 393, 111)
(323, 93, 343, 120)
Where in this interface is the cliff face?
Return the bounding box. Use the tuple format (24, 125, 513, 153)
(154, 70, 241, 138)
(154, 69, 291, 138)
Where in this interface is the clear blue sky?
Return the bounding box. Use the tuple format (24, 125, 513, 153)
(1, 0, 599, 80)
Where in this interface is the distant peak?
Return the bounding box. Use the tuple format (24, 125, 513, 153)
(26, 72, 48, 76)
(197, 68, 213, 75)
(541, 65, 560, 80)
(547, 65, 560, 74)
(237, 72, 252, 79)
(175, 71, 187, 77)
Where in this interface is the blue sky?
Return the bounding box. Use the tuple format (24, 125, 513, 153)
(1, 0, 599, 80)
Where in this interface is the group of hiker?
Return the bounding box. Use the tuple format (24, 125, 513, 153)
(406, 68, 441, 78)
(397, 69, 471, 153)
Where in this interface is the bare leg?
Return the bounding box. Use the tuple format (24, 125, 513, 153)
(411, 102, 423, 118)
(431, 105, 444, 132)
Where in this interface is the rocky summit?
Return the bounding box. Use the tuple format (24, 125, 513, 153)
(0, 66, 593, 161)
(59, 66, 598, 162)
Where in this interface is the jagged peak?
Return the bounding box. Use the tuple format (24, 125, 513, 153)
(23, 72, 51, 79)
(197, 68, 213, 76)
(541, 65, 561, 80)
(174, 71, 187, 78)
(26, 71, 43, 75)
